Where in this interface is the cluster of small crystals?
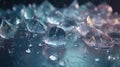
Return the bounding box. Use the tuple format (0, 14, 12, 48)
(0, 0, 120, 67)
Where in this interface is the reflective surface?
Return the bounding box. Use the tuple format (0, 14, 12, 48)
(0, 1, 120, 67)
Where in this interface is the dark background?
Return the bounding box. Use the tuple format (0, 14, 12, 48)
(0, 0, 120, 13)
(0, 0, 120, 67)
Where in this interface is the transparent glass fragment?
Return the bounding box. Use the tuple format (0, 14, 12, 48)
(0, 20, 17, 39)
(26, 19, 46, 33)
(21, 6, 35, 19)
(35, 1, 55, 19)
(47, 10, 64, 25)
(44, 26, 66, 47)
(59, 17, 77, 31)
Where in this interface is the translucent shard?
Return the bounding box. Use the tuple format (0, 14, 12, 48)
(59, 17, 77, 31)
(59, 61, 65, 66)
(21, 6, 34, 19)
(85, 2, 95, 9)
(26, 19, 46, 34)
(12, 4, 25, 18)
(40, 1, 55, 10)
(69, 0, 79, 9)
(79, 2, 95, 11)
(62, 1, 81, 21)
(0, 20, 17, 39)
(95, 58, 100, 62)
(97, 3, 113, 13)
(94, 3, 113, 16)
(47, 10, 64, 25)
(77, 22, 90, 36)
(25, 48, 31, 53)
(35, 1, 55, 19)
(49, 55, 58, 61)
(44, 26, 66, 47)
(66, 32, 78, 42)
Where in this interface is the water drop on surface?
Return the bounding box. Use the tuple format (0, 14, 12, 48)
(44, 26, 66, 47)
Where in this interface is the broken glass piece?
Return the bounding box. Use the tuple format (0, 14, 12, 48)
(97, 3, 113, 16)
(0, 2, 120, 67)
(47, 10, 64, 25)
(26, 19, 46, 33)
(59, 17, 77, 31)
(35, 1, 55, 19)
(62, 0, 81, 21)
(0, 19, 17, 39)
(44, 26, 66, 47)
(66, 31, 78, 42)
(79, 2, 95, 13)
(21, 6, 34, 19)
(12, 4, 25, 18)
(28, 44, 32, 47)
(25, 48, 31, 53)
(49, 54, 58, 61)
(59, 61, 65, 66)
(68, 0, 79, 9)
(77, 22, 90, 36)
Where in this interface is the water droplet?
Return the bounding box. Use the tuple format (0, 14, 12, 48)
(44, 26, 66, 47)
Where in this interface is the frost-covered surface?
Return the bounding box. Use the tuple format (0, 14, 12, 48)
(0, 0, 120, 67)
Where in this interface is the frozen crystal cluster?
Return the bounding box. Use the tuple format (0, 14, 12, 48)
(0, 0, 120, 67)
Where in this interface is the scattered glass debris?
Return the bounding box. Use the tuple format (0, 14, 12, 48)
(49, 55, 58, 61)
(0, 19, 17, 39)
(0, 1, 120, 67)
(59, 61, 65, 66)
(47, 10, 64, 25)
(21, 6, 34, 19)
(34, 0, 55, 19)
(44, 26, 66, 47)
(25, 48, 31, 53)
(28, 44, 32, 47)
(26, 19, 46, 33)
(95, 58, 100, 62)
